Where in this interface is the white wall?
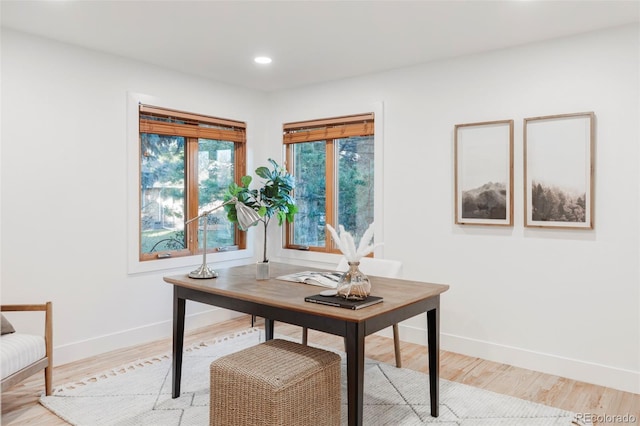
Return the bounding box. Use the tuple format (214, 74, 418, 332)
(1, 24, 638, 393)
(269, 24, 640, 393)
(0, 29, 267, 364)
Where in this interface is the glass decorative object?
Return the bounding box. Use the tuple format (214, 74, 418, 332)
(337, 261, 371, 301)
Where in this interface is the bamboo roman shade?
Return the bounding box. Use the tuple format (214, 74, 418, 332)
(139, 104, 246, 143)
(283, 113, 374, 144)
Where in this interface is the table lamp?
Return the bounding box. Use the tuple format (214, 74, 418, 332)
(185, 197, 260, 279)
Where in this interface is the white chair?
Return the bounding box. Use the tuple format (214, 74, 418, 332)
(302, 257, 404, 368)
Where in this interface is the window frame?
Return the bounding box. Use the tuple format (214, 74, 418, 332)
(127, 92, 256, 275)
(283, 113, 375, 254)
(138, 104, 247, 262)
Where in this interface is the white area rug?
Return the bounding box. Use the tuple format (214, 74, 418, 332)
(40, 329, 587, 425)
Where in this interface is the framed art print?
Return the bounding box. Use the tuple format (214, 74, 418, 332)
(524, 112, 595, 229)
(454, 120, 513, 226)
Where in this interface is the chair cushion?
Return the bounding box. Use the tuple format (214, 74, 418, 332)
(1, 333, 46, 380)
(1, 314, 15, 335)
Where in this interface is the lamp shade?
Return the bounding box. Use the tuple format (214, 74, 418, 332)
(234, 200, 261, 230)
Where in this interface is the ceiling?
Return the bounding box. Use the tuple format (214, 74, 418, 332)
(1, 1, 638, 92)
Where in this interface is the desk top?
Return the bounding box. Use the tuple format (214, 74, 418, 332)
(164, 262, 449, 321)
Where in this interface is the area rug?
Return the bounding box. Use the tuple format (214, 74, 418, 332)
(40, 328, 588, 425)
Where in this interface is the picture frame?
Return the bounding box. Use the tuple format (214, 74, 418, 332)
(524, 112, 595, 229)
(454, 120, 514, 226)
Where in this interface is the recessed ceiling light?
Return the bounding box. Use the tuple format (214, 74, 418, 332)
(254, 56, 272, 65)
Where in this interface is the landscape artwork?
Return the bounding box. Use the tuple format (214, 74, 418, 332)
(454, 120, 513, 226)
(524, 112, 594, 229)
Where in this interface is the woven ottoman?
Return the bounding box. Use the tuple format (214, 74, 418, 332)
(209, 339, 341, 426)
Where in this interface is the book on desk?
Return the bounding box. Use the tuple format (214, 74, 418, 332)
(276, 271, 343, 288)
(304, 294, 383, 310)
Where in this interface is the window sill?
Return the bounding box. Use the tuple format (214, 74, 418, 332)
(127, 248, 255, 275)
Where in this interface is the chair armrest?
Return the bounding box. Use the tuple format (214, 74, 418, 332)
(2, 303, 49, 312)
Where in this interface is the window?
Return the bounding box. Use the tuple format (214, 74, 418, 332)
(284, 113, 374, 253)
(139, 104, 246, 261)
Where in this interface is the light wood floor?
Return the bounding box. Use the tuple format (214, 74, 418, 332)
(2, 315, 638, 425)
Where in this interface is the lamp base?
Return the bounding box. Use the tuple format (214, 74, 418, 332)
(188, 264, 218, 279)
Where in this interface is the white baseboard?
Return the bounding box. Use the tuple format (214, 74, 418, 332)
(396, 324, 640, 395)
(54, 308, 245, 366)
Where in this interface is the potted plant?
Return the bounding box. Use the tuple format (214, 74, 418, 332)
(224, 158, 297, 279)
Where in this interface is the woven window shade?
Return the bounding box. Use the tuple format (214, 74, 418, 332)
(283, 113, 374, 144)
(139, 104, 246, 143)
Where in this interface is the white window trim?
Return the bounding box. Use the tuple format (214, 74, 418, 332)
(126, 92, 255, 275)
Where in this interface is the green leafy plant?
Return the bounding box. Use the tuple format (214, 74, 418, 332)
(224, 158, 298, 262)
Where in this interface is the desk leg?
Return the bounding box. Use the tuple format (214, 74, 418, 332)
(264, 318, 274, 340)
(427, 300, 440, 417)
(172, 290, 185, 399)
(345, 322, 365, 426)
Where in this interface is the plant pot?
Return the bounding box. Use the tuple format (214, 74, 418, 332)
(256, 261, 270, 280)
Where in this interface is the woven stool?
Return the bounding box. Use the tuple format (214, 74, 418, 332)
(209, 339, 341, 426)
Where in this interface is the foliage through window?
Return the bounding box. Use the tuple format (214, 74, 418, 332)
(139, 104, 246, 261)
(284, 113, 374, 253)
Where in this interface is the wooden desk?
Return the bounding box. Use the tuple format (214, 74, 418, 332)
(164, 262, 449, 426)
